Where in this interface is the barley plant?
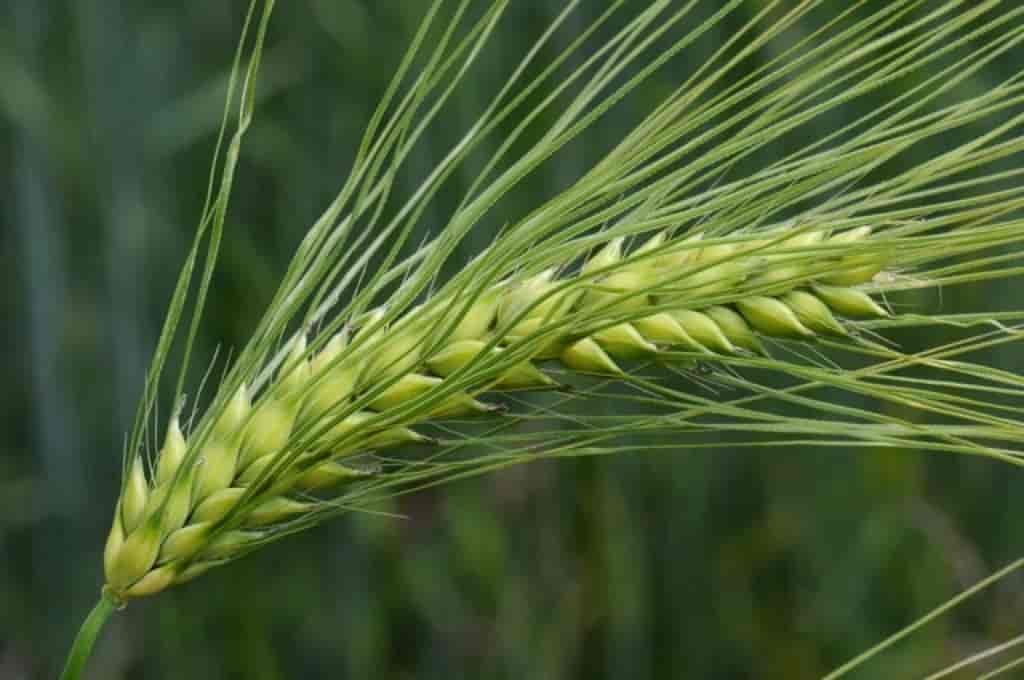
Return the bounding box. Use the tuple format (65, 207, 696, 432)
(52, 0, 1024, 677)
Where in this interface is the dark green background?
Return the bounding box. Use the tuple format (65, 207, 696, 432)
(3, 2, 1024, 678)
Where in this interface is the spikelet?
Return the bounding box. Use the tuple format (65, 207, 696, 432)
(748, 229, 826, 288)
(370, 373, 495, 417)
(820, 227, 884, 285)
(154, 416, 187, 485)
(192, 488, 246, 524)
(703, 306, 764, 355)
(104, 221, 891, 600)
(120, 458, 148, 533)
(298, 460, 378, 490)
(576, 238, 662, 358)
(500, 269, 578, 338)
(194, 385, 250, 502)
(106, 516, 163, 591)
(427, 339, 555, 389)
(812, 284, 888, 318)
(736, 296, 815, 338)
(632, 313, 698, 347)
(307, 333, 355, 416)
(683, 241, 751, 296)
(781, 290, 846, 336)
(561, 337, 622, 374)
(442, 285, 503, 342)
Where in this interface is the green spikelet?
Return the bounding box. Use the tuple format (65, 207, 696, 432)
(242, 400, 295, 464)
(241, 336, 309, 467)
(500, 269, 578, 337)
(154, 416, 187, 486)
(203, 530, 263, 561)
(320, 411, 430, 456)
(159, 523, 211, 565)
(684, 242, 750, 296)
(352, 307, 387, 347)
(369, 372, 434, 410)
(427, 339, 554, 389)
(102, 501, 125, 582)
(446, 285, 502, 342)
(370, 373, 494, 417)
(599, 270, 651, 311)
(123, 563, 178, 599)
(298, 460, 377, 490)
(592, 323, 658, 358)
(192, 487, 247, 524)
(195, 385, 250, 502)
(173, 561, 216, 587)
(820, 227, 884, 285)
(195, 442, 240, 503)
(821, 260, 883, 286)
(736, 296, 815, 338)
(750, 230, 825, 288)
(781, 290, 847, 335)
(247, 497, 312, 526)
(812, 284, 888, 318)
(106, 517, 163, 590)
(105, 416, 193, 597)
(237, 453, 276, 486)
(561, 337, 622, 374)
(143, 463, 196, 535)
(493, 315, 567, 357)
(657, 230, 702, 269)
(630, 231, 667, 273)
(308, 333, 356, 416)
(633, 313, 698, 347)
(583, 239, 644, 307)
(583, 238, 624, 275)
(486, 353, 558, 389)
(830, 226, 873, 244)
(121, 457, 149, 534)
(671, 310, 735, 354)
(579, 239, 656, 357)
(369, 317, 428, 380)
(703, 306, 765, 355)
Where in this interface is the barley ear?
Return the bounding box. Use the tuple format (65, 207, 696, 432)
(63, 4, 1024, 680)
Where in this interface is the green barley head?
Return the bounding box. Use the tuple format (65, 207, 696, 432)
(61, 2, 1024, 679)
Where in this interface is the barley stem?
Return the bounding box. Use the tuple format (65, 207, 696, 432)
(59, 589, 119, 680)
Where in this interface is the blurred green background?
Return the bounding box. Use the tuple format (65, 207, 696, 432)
(3, 1, 1024, 678)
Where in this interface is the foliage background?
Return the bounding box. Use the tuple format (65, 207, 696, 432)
(2, 1, 1024, 678)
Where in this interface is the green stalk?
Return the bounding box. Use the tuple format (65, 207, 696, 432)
(59, 588, 120, 680)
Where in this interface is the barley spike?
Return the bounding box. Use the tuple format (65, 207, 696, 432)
(103, 218, 891, 600)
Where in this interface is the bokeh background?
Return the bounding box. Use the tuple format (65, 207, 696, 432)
(3, 1, 1024, 678)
